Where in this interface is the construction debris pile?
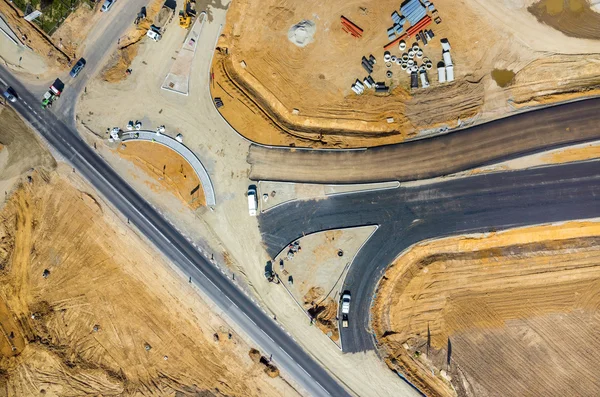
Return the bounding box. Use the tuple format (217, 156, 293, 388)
(350, 0, 454, 95)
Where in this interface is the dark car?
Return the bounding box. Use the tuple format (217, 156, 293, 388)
(69, 58, 86, 78)
(2, 87, 17, 103)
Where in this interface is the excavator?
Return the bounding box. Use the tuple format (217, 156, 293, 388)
(178, 0, 196, 29)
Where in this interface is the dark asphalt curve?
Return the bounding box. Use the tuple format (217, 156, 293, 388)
(0, 67, 351, 397)
(258, 161, 600, 352)
(248, 97, 600, 184)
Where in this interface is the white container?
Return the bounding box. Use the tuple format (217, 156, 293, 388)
(446, 65, 455, 81)
(399, 40, 406, 50)
(441, 39, 451, 51)
(408, 50, 415, 59)
(443, 51, 453, 67)
(407, 59, 414, 67)
(384, 52, 392, 62)
(438, 67, 446, 83)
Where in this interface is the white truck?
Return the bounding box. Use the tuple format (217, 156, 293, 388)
(247, 186, 258, 216)
(340, 292, 351, 328)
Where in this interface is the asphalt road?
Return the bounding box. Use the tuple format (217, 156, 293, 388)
(52, 0, 150, 124)
(0, 66, 351, 397)
(248, 97, 600, 184)
(258, 160, 600, 352)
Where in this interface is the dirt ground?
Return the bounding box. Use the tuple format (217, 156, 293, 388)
(372, 221, 600, 397)
(271, 227, 377, 341)
(0, 168, 298, 396)
(116, 141, 206, 209)
(0, 0, 70, 72)
(102, 0, 174, 82)
(212, 0, 600, 147)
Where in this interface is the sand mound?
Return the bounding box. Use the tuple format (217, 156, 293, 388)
(287, 20, 315, 48)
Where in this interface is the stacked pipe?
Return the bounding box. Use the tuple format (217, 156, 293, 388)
(341, 16, 363, 38)
(406, 15, 432, 37)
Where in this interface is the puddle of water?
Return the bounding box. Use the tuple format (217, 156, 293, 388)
(491, 69, 515, 88)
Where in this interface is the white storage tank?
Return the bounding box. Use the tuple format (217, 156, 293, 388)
(446, 65, 455, 82)
(442, 50, 453, 67)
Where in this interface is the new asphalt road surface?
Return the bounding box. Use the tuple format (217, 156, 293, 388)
(248, 97, 600, 184)
(0, 66, 351, 397)
(258, 161, 600, 352)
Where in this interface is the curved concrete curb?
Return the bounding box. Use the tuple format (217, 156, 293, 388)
(121, 130, 216, 206)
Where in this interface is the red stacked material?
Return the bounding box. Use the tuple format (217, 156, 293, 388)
(407, 15, 432, 37)
(383, 15, 432, 49)
(341, 16, 363, 38)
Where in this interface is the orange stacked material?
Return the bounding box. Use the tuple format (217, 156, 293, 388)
(383, 33, 407, 50)
(340, 16, 363, 38)
(406, 15, 432, 37)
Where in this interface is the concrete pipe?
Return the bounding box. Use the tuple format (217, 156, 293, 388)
(399, 40, 406, 51)
(384, 51, 391, 62)
(402, 54, 409, 62)
(422, 57, 430, 64)
(407, 59, 415, 67)
(386, 70, 393, 78)
(401, 62, 408, 70)
(406, 66, 412, 74)
(385, 61, 393, 68)
(412, 43, 420, 51)
(426, 62, 433, 70)
(391, 55, 397, 62)
(408, 50, 415, 59)
(417, 50, 424, 58)
(396, 58, 402, 65)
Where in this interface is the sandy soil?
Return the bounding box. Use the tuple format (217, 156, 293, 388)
(116, 141, 206, 209)
(372, 221, 600, 397)
(272, 226, 377, 341)
(51, 2, 102, 60)
(101, 0, 172, 82)
(212, 0, 600, 147)
(0, 169, 298, 396)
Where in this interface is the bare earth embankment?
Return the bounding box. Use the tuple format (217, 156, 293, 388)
(372, 221, 600, 397)
(212, 0, 600, 148)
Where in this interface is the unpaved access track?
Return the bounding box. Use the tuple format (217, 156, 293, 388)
(249, 97, 600, 183)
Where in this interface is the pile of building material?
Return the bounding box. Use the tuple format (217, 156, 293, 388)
(437, 38, 454, 83)
(341, 16, 363, 38)
(353, 55, 389, 95)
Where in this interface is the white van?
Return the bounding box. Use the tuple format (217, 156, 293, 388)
(247, 186, 258, 216)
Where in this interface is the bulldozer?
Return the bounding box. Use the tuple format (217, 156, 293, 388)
(179, 0, 196, 29)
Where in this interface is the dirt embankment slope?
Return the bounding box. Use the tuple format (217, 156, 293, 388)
(213, 0, 600, 148)
(0, 170, 298, 396)
(372, 221, 600, 397)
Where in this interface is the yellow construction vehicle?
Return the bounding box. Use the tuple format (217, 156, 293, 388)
(179, 0, 196, 29)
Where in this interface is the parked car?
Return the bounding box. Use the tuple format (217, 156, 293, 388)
(2, 87, 17, 103)
(247, 185, 258, 216)
(69, 58, 86, 78)
(101, 0, 115, 12)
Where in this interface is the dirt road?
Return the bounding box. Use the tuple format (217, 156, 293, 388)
(248, 97, 600, 183)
